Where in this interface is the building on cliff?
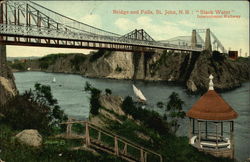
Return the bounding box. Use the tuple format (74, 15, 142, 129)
(186, 74, 238, 159)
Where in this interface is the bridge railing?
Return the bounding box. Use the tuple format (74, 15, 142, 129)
(0, 0, 204, 52)
(0, 23, 202, 52)
(60, 120, 163, 162)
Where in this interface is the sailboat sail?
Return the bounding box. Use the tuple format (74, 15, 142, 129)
(132, 85, 146, 101)
(53, 77, 56, 83)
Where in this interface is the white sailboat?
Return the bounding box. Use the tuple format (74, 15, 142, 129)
(52, 77, 56, 83)
(132, 84, 147, 102)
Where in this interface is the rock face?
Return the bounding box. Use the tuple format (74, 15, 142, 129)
(99, 95, 125, 116)
(15, 129, 42, 147)
(27, 50, 249, 92)
(89, 95, 126, 127)
(187, 51, 250, 92)
(84, 51, 135, 79)
(0, 45, 17, 105)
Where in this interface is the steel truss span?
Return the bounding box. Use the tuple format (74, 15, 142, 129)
(0, 0, 226, 53)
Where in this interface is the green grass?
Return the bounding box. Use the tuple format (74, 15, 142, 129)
(103, 118, 234, 162)
(0, 124, 125, 162)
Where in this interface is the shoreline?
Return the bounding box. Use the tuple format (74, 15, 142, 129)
(13, 69, 249, 95)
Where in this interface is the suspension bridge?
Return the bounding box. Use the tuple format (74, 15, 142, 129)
(0, 0, 226, 53)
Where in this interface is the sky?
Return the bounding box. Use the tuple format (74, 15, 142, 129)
(6, 1, 249, 57)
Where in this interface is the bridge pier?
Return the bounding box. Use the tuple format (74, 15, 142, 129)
(191, 30, 197, 48)
(0, 3, 6, 77)
(133, 51, 145, 80)
(205, 28, 212, 53)
(0, 45, 7, 78)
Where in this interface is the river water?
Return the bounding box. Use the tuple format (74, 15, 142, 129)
(14, 71, 250, 161)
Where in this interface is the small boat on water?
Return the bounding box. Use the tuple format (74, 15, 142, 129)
(52, 77, 56, 83)
(132, 84, 147, 103)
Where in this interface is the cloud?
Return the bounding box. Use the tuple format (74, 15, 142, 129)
(208, 17, 249, 53)
(114, 16, 249, 54)
(114, 16, 189, 40)
(114, 18, 136, 31)
(80, 14, 102, 28)
(178, 20, 195, 27)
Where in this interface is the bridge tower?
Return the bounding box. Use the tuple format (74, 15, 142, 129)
(191, 30, 197, 48)
(205, 28, 212, 53)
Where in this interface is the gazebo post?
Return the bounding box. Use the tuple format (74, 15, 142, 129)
(192, 119, 195, 134)
(189, 118, 192, 144)
(215, 122, 218, 150)
(221, 122, 223, 137)
(230, 121, 235, 158)
(205, 121, 208, 139)
(198, 121, 201, 145)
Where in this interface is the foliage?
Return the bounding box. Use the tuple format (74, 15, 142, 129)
(9, 61, 26, 71)
(0, 124, 125, 162)
(212, 51, 226, 62)
(70, 54, 86, 71)
(71, 123, 85, 134)
(0, 83, 68, 135)
(106, 118, 233, 162)
(105, 88, 112, 95)
(121, 96, 168, 135)
(115, 66, 122, 72)
(149, 50, 174, 74)
(89, 50, 113, 62)
(89, 49, 106, 62)
(84, 82, 102, 115)
(237, 56, 249, 63)
(163, 92, 185, 133)
(38, 54, 70, 69)
(156, 101, 164, 108)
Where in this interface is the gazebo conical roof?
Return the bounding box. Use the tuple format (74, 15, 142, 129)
(186, 90, 238, 121)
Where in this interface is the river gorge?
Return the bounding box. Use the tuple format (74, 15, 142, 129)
(14, 71, 250, 161)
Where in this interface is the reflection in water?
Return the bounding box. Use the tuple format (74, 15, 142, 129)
(14, 72, 250, 161)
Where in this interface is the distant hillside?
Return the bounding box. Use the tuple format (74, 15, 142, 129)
(7, 56, 41, 61)
(10, 50, 250, 93)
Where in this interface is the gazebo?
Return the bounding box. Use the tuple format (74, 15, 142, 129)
(186, 74, 238, 159)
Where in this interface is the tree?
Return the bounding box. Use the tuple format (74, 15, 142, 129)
(105, 89, 112, 95)
(84, 82, 102, 115)
(122, 96, 169, 135)
(0, 83, 68, 135)
(166, 92, 185, 133)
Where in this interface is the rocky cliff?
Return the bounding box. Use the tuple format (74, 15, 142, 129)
(0, 45, 17, 105)
(24, 50, 249, 93)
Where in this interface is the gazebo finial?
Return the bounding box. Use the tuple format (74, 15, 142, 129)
(209, 74, 214, 90)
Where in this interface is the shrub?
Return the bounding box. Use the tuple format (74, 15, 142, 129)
(84, 82, 102, 115)
(39, 61, 49, 69)
(0, 83, 68, 135)
(10, 62, 26, 71)
(212, 51, 225, 62)
(89, 49, 106, 62)
(38, 54, 69, 69)
(166, 92, 185, 133)
(115, 66, 122, 72)
(105, 89, 112, 95)
(70, 55, 86, 71)
(157, 101, 164, 108)
(121, 96, 169, 135)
